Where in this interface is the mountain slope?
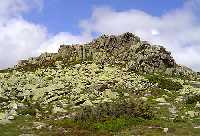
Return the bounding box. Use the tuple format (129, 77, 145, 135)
(0, 32, 200, 136)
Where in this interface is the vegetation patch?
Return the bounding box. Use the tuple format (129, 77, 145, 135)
(145, 74, 183, 91)
(74, 99, 154, 122)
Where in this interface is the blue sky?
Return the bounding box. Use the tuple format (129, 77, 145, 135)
(24, 0, 185, 35)
(0, 0, 200, 71)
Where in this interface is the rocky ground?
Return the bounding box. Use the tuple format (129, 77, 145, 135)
(0, 33, 200, 136)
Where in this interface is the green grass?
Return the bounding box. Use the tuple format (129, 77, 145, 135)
(1, 114, 200, 136)
(0, 116, 34, 136)
(93, 117, 144, 132)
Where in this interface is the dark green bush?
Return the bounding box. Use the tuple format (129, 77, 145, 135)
(0, 68, 13, 73)
(18, 102, 53, 116)
(185, 94, 200, 104)
(0, 97, 9, 103)
(145, 75, 183, 91)
(74, 99, 154, 122)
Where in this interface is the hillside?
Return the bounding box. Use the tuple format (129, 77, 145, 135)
(0, 32, 200, 136)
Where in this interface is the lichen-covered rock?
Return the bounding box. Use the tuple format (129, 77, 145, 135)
(0, 63, 154, 119)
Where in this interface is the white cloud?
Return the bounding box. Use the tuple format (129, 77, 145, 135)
(0, 0, 43, 19)
(151, 29, 160, 36)
(0, 0, 89, 69)
(0, 18, 47, 68)
(38, 32, 91, 53)
(0, 0, 27, 17)
(0, 0, 200, 71)
(80, 1, 200, 71)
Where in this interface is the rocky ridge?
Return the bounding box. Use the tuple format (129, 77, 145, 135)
(15, 32, 197, 78)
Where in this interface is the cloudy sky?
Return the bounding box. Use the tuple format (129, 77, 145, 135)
(0, 0, 200, 71)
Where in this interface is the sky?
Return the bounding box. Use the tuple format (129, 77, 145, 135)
(0, 0, 200, 71)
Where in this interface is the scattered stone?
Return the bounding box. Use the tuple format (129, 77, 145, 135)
(155, 98, 166, 103)
(158, 103, 170, 106)
(32, 122, 46, 130)
(52, 106, 67, 114)
(81, 100, 93, 106)
(169, 106, 177, 114)
(195, 102, 200, 108)
(148, 125, 162, 129)
(163, 128, 169, 133)
(7, 116, 15, 120)
(194, 126, 200, 129)
(140, 97, 148, 101)
(123, 93, 129, 97)
(18, 134, 36, 136)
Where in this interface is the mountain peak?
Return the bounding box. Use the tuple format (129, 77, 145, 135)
(13, 32, 196, 78)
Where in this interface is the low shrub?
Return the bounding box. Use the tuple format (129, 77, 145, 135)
(145, 74, 183, 91)
(185, 94, 200, 104)
(74, 99, 154, 122)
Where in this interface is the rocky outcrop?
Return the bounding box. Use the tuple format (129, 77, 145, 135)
(89, 33, 175, 73)
(14, 32, 196, 77)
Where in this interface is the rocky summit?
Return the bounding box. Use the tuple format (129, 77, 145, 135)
(15, 32, 196, 78)
(1, 32, 200, 136)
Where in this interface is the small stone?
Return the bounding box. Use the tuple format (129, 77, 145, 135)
(169, 106, 177, 114)
(155, 98, 166, 103)
(33, 122, 46, 130)
(158, 103, 170, 106)
(48, 125, 53, 130)
(123, 93, 129, 97)
(140, 97, 148, 101)
(9, 101, 18, 110)
(8, 116, 15, 120)
(82, 100, 93, 106)
(195, 102, 200, 108)
(18, 134, 35, 136)
(194, 126, 200, 129)
(163, 128, 168, 133)
(9, 109, 17, 116)
(52, 106, 67, 114)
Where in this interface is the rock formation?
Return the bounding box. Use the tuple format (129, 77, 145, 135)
(14, 32, 197, 78)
